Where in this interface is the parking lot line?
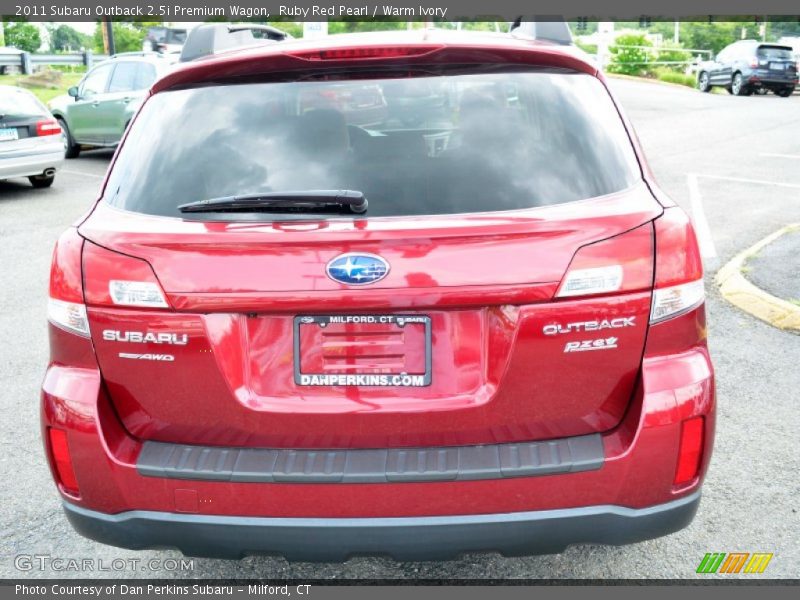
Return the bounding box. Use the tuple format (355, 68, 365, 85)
(760, 153, 800, 160)
(701, 174, 800, 189)
(687, 173, 718, 260)
(61, 169, 104, 179)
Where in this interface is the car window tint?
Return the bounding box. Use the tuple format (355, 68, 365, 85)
(134, 63, 157, 90)
(105, 71, 642, 219)
(0, 87, 46, 118)
(108, 62, 138, 93)
(80, 64, 113, 97)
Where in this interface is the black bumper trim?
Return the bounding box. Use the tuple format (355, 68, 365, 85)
(63, 492, 700, 561)
(136, 434, 604, 484)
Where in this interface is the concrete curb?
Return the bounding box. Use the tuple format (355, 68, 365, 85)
(715, 224, 800, 332)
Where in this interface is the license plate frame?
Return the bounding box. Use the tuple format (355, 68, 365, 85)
(0, 127, 19, 142)
(293, 314, 432, 387)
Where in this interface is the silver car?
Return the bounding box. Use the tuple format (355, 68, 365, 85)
(0, 85, 64, 188)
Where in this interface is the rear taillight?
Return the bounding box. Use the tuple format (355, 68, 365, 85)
(749, 57, 759, 68)
(288, 45, 443, 61)
(83, 242, 170, 309)
(48, 229, 89, 337)
(650, 208, 704, 324)
(48, 428, 80, 496)
(556, 223, 654, 298)
(36, 119, 61, 137)
(674, 416, 704, 485)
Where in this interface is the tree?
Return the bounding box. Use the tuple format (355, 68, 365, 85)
(4, 22, 41, 53)
(50, 24, 89, 52)
(607, 33, 652, 76)
(93, 22, 146, 54)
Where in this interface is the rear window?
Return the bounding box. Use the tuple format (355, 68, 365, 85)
(0, 87, 46, 118)
(757, 46, 794, 60)
(105, 70, 641, 219)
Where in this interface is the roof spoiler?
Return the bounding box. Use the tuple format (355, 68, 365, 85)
(509, 18, 573, 45)
(179, 23, 291, 62)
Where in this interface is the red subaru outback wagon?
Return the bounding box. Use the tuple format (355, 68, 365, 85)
(42, 27, 715, 561)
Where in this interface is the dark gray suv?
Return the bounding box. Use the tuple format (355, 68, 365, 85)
(697, 40, 798, 96)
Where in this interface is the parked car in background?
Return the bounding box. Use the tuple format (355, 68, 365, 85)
(43, 27, 716, 561)
(696, 40, 798, 96)
(142, 26, 188, 54)
(0, 85, 64, 188)
(49, 53, 176, 158)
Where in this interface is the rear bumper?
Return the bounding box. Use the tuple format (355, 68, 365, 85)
(0, 146, 64, 179)
(42, 307, 715, 559)
(64, 492, 701, 561)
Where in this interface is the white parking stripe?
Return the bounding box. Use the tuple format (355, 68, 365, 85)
(701, 174, 800, 189)
(60, 169, 104, 179)
(760, 153, 800, 160)
(687, 174, 718, 260)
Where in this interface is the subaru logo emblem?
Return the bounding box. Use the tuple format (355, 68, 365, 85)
(326, 253, 389, 285)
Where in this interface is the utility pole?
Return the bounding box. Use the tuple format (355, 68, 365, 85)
(102, 18, 115, 55)
(673, 21, 679, 44)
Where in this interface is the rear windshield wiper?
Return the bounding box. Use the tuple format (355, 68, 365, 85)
(178, 190, 368, 214)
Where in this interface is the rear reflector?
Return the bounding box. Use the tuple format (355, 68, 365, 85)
(650, 280, 705, 324)
(556, 223, 654, 299)
(288, 45, 443, 61)
(109, 280, 168, 308)
(47, 298, 90, 337)
(48, 428, 79, 496)
(674, 417, 704, 485)
(36, 119, 62, 137)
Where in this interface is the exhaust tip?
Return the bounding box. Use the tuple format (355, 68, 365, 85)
(43, 168, 56, 177)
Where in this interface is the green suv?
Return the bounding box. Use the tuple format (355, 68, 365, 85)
(49, 53, 175, 158)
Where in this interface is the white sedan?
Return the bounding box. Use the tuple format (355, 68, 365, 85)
(0, 85, 65, 188)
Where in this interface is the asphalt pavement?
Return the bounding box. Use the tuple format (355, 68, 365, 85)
(747, 228, 800, 303)
(1, 79, 799, 580)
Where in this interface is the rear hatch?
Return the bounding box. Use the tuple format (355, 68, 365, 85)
(756, 45, 798, 80)
(80, 63, 661, 449)
(0, 88, 59, 158)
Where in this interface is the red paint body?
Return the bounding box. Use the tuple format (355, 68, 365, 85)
(42, 32, 714, 540)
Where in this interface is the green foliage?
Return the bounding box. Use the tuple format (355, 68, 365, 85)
(4, 22, 41, 52)
(327, 20, 408, 35)
(49, 24, 90, 52)
(655, 70, 696, 87)
(93, 22, 146, 54)
(574, 39, 597, 55)
(653, 44, 691, 69)
(608, 33, 652, 76)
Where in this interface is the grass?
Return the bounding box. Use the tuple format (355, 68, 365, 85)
(0, 73, 83, 104)
(655, 71, 696, 88)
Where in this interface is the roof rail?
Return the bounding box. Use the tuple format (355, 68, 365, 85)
(179, 23, 291, 62)
(509, 19, 573, 45)
(110, 51, 161, 59)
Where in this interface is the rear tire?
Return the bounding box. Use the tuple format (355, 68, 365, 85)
(731, 72, 749, 96)
(57, 117, 81, 159)
(776, 88, 794, 97)
(697, 72, 711, 92)
(29, 174, 55, 188)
